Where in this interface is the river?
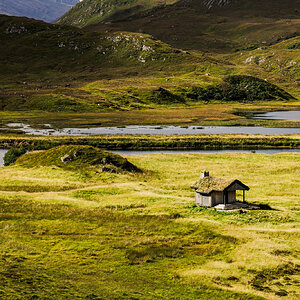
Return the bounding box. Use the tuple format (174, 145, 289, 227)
(4, 123, 300, 136)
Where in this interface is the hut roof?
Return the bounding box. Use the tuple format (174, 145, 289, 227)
(191, 176, 249, 195)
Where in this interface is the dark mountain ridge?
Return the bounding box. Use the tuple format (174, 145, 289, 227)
(62, 0, 300, 52)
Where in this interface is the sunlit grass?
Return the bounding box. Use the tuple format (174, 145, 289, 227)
(0, 152, 299, 298)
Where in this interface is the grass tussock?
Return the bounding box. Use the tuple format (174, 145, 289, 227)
(15, 145, 141, 173)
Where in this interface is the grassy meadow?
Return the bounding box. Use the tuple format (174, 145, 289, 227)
(0, 151, 299, 299)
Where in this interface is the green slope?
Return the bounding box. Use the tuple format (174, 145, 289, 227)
(231, 37, 300, 82)
(0, 14, 191, 82)
(75, 0, 300, 53)
(57, 0, 178, 27)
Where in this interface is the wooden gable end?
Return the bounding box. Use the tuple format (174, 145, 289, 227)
(225, 180, 249, 191)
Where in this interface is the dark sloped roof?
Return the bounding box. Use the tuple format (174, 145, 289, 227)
(191, 176, 249, 194)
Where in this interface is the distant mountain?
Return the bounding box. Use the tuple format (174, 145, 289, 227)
(58, 0, 300, 53)
(0, 0, 81, 23)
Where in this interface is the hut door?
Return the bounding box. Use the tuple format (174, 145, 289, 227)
(224, 191, 228, 204)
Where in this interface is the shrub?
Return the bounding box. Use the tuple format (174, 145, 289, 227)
(4, 145, 26, 166)
(286, 42, 300, 49)
(184, 75, 294, 102)
(147, 87, 185, 104)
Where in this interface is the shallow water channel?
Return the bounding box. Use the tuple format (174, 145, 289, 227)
(4, 123, 300, 136)
(0, 149, 8, 166)
(113, 149, 300, 155)
(253, 110, 300, 121)
(2, 111, 300, 136)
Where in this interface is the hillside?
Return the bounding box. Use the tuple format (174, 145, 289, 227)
(0, 0, 80, 23)
(57, 0, 177, 27)
(66, 0, 300, 53)
(0, 15, 298, 115)
(0, 14, 192, 82)
(229, 36, 300, 82)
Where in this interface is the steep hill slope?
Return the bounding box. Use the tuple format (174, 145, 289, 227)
(0, 0, 80, 23)
(75, 0, 300, 52)
(0, 14, 191, 82)
(57, 0, 177, 27)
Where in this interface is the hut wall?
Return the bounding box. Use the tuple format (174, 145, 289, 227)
(212, 191, 223, 206)
(195, 192, 212, 206)
(228, 190, 236, 203)
(195, 192, 201, 204)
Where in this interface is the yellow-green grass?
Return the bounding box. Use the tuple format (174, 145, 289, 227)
(0, 152, 299, 298)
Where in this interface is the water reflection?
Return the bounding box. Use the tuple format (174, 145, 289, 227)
(113, 149, 300, 155)
(253, 110, 300, 121)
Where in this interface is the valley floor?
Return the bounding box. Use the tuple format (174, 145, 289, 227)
(0, 152, 299, 299)
(0, 101, 300, 129)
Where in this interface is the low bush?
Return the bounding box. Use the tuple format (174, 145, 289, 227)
(4, 145, 26, 166)
(147, 87, 185, 104)
(286, 42, 300, 49)
(184, 75, 294, 102)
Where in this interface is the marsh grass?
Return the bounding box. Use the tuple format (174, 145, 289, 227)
(0, 196, 252, 299)
(0, 134, 299, 154)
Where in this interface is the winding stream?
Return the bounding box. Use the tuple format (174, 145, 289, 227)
(1, 111, 299, 166)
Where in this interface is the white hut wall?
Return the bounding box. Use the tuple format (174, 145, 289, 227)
(195, 192, 201, 204)
(195, 192, 212, 206)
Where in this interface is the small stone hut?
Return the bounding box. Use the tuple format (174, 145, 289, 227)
(191, 171, 250, 207)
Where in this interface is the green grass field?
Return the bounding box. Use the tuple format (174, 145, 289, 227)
(0, 151, 299, 299)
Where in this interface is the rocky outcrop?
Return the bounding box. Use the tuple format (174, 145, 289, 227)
(203, 0, 231, 9)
